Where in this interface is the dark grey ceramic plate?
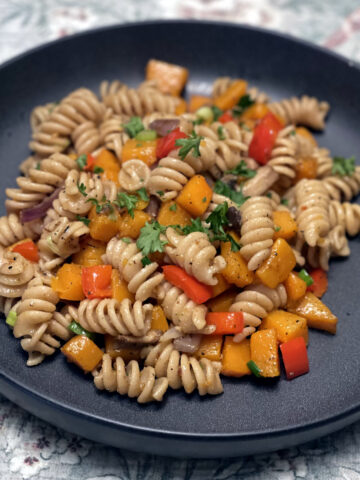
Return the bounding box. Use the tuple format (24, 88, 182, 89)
(0, 20, 359, 458)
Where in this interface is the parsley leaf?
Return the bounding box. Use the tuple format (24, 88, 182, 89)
(121, 237, 132, 244)
(86, 196, 115, 215)
(175, 131, 203, 161)
(156, 190, 164, 197)
(113, 192, 138, 218)
(332, 156, 356, 176)
(274, 225, 281, 232)
(141, 256, 152, 267)
(136, 221, 167, 256)
(76, 154, 87, 170)
(35, 162, 41, 170)
(217, 126, 226, 140)
(123, 116, 144, 138)
(211, 105, 223, 121)
(77, 182, 87, 197)
(169, 203, 177, 212)
(93, 165, 104, 174)
(232, 94, 255, 117)
(280, 198, 289, 206)
(76, 215, 90, 226)
(136, 187, 149, 202)
(181, 218, 210, 235)
(214, 180, 249, 206)
(225, 160, 257, 178)
(206, 203, 241, 251)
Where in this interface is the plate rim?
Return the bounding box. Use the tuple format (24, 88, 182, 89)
(0, 18, 359, 448)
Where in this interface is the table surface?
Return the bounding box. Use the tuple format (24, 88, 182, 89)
(1, 0, 360, 478)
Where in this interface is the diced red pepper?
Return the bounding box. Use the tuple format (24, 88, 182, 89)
(81, 265, 113, 299)
(12, 240, 39, 262)
(248, 112, 283, 165)
(83, 154, 96, 171)
(280, 337, 309, 380)
(162, 265, 212, 304)
(307, 268, 328, 298)
(206, 312, 244, 335)
(156, 127, 188, 159)
(218, 112, 234, 124)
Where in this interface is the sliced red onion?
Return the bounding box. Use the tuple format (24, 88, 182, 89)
(20, 186, 62, 223)
(149, 118, 180, 137)
(145, 195, 161, 218)
(173, 334, 202, 354)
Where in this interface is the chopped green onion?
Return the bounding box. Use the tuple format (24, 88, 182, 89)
(6, 310, 17, 327)
(247, 360, 263, 378)
(68, 320, 96, 341)
(195, 106, 213, 123)
(135, 129, 157, 141)
(298, 268, 314, 287)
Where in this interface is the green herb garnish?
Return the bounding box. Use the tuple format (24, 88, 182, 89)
(175, 131, 203, 161)
(156, 190, 164, 197)
(121, 237, 132, 244)
(113, 192, 138, 218)
(68, 320, 96, 341)
(93, 166, 104, 174)
(332, 156, 356, 177)
(136, 221, 167, 257)
(123, 116, 144, 138)
(247, 360, 263, 378)
(76, 215, 91, 226)
(232, 94, 255, 117)
(214, 180, 249, 207)
(217, 126, 226, 140)
(211, 105, 223, 121)
(35, 162, 41, 170)
(274, 226, 281, 232)
(298, 268, 314, 287)
(225, 160, 257, 178)
(169, 204, 177, 212)
(141, 256, 152, 267)
(76, 154, 87, 170)
(137, 187, 149, 202)
(280, 198, 289, 206)
(77, 182, 87, 197)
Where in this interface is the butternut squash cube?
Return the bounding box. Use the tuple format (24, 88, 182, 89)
(175, 98, 187, 115)
(61, 335, 103, 372)
(260, 310, 308, 344)
(207, 289, 238, 312)
(122, 139, 158, 167)
(72, 238, 106, 266)
(211, 273, 230, 298)
(95, 149, 120, 185)
(221, 234, 254, 288)
(111, 270, 134, 302)
(295, 156, 318, 182)
(158, 201, 192, 228)
(285, 271, 307, 303)
(51, 263, 84, 301)
(273, 211, 297, 240)
(89, 211, 120, 242)
(222, 337, 251, 377)
(295, 127, 317, 147)
(189, 95, 212, 113)
(214, 79, 248, 110)
(119, 210, 151, 239)
(176, 175, 212, 217)
(146, 59, 189, 96)
(196, 335, 223, 362)
(287, 292, 338, 334)
(151, 306, 169, 332)
(250, 328, 280, 377)
(256, 238, 296, 289)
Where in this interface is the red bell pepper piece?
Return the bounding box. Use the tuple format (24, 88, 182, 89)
(307, 268, 328, 298)
(12, 240, 39, 262)
(248, 112, 283, 165)
(280, 337, 309, 380)
(206, 312, 244, 335)
(156, 127, 188, 159)
(83, 154, 96, 171)
(81, 265, 113, 299)
(162, 265, 212, 304)
(218, 112, 234, 124)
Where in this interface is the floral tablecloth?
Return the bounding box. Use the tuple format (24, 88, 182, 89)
(1, 1, 360, 478)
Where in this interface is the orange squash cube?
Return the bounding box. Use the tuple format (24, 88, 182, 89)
(250, 329, 280, 377)
(72, 238, 106, 266)
(240, 103, 269, 122)
(189, 95, 212, 113)
(221, 233, 254, 288)
(260, 310, 308, 345)
(285, 271, 307, 302)
(89, 210, 120, 242)
(51, 263, 84, 301)
(295, 127, 317, 147)
(222, 337, 251, 377)
(61, 335, 103, 372)
(214, 80, 247, 110)
(146, 59, 189, 96)
(295, 156, 318, 182)
(157, 201, 192, 228)
(175, 98, 187, 115)
(196, 335, 223, 362)
(118, 210, 151, 239)
(211, 273, 230, 298)
(122, 139, 158, 167)
(273, 210, 298, 240)
(111, 269, 134, 302)
(151, 306, 169, 332)
(207, 289, 238, 312)
(256, 238, 296, 289)
(176, 175, 212, 217)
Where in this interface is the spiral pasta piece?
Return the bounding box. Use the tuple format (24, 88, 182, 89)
(77, 298, 153, 337)
(239, 196, 274, 271)
(13, 276, 59, 366)
(0, 214, 42, 247)
(104, 237, 164, 301)
(230, 283, 287, 342)
(118, 159, 151, 192)
(30, 103, 57, 133)
(142, 341, 223, 395)
(329, 200, 360, 236)
(268, 126, 297, 179)
(30, 88, 106, 156)
(148, 156, 195, 200)
(164, 227, 226, 285)
(103, 86, 179, 116)
(99, 113, 129, 159)
(321, 167, 360, 201)
(295, 179, 331, 248)
(156, 280, 212, 334)
(93, 354, 168, 403)
(314, 148, 333, 178)
(99, 80, 126, 100)
(171, 136, 217, 173)
(268, 95, 329, 130)
(72, 121, 102, 154)
(0, 252, 35, 298)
